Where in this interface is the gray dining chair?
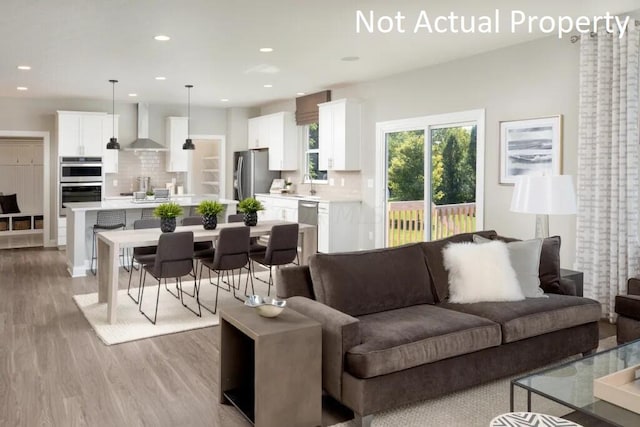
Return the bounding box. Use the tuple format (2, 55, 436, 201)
(182, 215, 214, 280)
(250, 223, 299, 296)
(127, 218, 160, 304)
(228, 213, 266, 254)
(197, 226, 253, 314)
(139, 231, 196, 324)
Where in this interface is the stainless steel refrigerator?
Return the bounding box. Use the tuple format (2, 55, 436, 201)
(233, 150, 281, 200)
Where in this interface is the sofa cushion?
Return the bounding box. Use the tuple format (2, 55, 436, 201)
(345, 304, 501, 379)
(440, 294, 601, 343)
(421, 230, 498, 302)
(615, 294, 640, 321)
(443, 240, 524, 303)
(309, 243, 434, 316)
(474, 235, 545, 298)
(492, 235, 563, 294)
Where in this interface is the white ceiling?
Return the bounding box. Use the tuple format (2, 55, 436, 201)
(1, 0, 638, 108)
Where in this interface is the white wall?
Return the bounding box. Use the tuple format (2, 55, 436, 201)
(259, 35, 580, 267)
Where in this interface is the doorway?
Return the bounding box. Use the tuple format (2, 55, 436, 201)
(188, 135, 226, 198)
(375, 110, 485, 248)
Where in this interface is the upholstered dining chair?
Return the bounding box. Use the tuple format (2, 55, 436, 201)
(127, 218, 160, 304)
(181, 215, 214, 280)
(139, 231, 196, 325)
(197, 226, 253, 314)
(250, 223, 299, 296)
(228, 213, 266, 254)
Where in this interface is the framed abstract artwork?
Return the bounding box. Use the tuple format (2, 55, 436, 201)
(499, 115, 562, 184)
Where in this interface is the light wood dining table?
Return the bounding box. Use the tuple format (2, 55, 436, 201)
(96, 220, 317, 324)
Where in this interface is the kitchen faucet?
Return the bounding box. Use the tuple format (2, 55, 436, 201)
(303, 174, 316, 195)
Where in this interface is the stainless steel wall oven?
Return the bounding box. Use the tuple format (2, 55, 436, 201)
(60, 157, 102, 182)
(59, 157, 103, 216)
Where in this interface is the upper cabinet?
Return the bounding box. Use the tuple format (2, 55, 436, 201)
(102, 114, 119, 174)
(57, 111, 106, 157)
(247, 112, 297, 171)
(248, 116, 267, 149)
(165, 117, 190, 172)
(318, 98, 360, 171)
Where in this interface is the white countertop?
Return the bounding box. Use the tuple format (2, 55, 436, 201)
(255, 193, 361, 204)
(65, 196, 238, 212)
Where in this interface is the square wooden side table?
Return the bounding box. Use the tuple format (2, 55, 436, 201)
(219, 305, 322, 427)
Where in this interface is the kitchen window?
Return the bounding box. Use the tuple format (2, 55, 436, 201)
(304, 122, 327, 182)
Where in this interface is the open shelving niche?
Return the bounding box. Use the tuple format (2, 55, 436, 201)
(201, 155, 220, 195)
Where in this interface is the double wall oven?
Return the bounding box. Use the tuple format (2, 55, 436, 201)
(59, 157, 103, 216)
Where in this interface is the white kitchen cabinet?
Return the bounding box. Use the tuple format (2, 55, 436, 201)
(256, 194, 298, 222)
(165, 117, 191, 172)
(267, 112, 297, 171)
(102, 114, 119, 173)
(317, 201, 361, 253)
(247, 113, 298, 171)
(248, 117, 266, 149)
(57, 111, 106, 157)
(318, 98, 360, 171)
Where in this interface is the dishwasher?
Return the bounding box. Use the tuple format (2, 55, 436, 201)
(298, 200, 319, 252)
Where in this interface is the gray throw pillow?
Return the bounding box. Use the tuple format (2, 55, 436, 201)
(473, 235, 545, 298)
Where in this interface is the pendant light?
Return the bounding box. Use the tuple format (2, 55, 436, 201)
(106, 79, 120, 150)
(182, 84, 195, 150)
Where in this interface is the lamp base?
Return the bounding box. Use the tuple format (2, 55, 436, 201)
(535, 214, 549, 239)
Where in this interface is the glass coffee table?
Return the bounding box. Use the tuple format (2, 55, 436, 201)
(511, 339, 640, 427)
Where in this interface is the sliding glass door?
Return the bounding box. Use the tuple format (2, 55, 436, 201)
(378, 110, 484, 247)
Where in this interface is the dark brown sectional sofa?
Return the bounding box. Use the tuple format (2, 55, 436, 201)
(276, 230, 601, 426)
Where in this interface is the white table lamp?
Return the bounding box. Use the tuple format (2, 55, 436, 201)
(510, 175, 577, 238)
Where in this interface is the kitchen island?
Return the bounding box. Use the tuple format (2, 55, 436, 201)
(64, 196, 238, 277)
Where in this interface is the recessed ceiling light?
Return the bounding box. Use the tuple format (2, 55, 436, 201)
(155, 76, 166, 80)
(17, 65, 31, 70)
(296, 92, 306, 96)
(128, 93, 138, 97)
(154, 35, 170, 41)
(259, 47, 274, 53)
(341, 56, 360, 61)
(220, 98, 229, 102)
(17, 86, 28, 91)
(263, 84, 273, 88)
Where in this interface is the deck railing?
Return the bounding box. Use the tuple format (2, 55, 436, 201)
(387, 201, 476, 246)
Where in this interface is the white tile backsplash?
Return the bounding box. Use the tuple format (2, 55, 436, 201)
(105, 151, 183, 196)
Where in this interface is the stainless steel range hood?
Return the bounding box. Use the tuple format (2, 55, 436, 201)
(124, 103, 168, 151)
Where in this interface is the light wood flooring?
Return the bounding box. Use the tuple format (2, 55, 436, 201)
(0, 247, 616, 426)
(0, 247, 351, 427)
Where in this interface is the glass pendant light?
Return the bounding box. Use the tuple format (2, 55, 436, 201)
(106, 79, 120, 150)
(182, 84, 195, 150)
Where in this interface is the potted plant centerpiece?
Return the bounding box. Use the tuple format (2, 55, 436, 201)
(153, 202, 183, 232)
(196, 200, 224, 230)
(237, 197, 264, 226)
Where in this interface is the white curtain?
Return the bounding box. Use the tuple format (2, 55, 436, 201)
(575, 22, 640, 320)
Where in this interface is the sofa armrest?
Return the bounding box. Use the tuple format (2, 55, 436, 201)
(276, 265, 315, 299)
(287, 296, 361, 401)
(558, 278, 577, 296)
(628, 278, 640, 295)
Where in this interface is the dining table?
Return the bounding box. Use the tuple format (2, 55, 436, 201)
(96, 220, 317, 324)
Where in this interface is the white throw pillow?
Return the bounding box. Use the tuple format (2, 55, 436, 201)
(443, 240, 524, 303)
(473, 235, 545, 298)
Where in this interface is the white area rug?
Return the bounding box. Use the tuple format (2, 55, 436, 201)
(329, 336, 618, 427)
(73, 277, 257, 345)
